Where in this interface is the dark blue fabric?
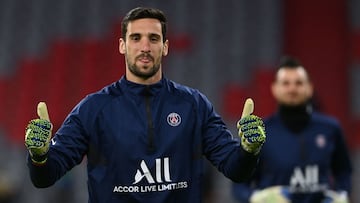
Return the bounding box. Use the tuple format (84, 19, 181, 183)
(28, 76, 258, 203)
(232, 112, 352, 203)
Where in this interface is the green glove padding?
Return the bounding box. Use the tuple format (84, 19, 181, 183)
(237, 115, 266, 155)
(250, 186, 290, 203)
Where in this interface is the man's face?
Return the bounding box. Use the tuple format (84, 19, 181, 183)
(119, 18, 169, 83)
(271, 67, 313, 106)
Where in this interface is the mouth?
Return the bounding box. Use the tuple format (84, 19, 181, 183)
(137, 54, 153, 64)
(139, 58, 151, 63)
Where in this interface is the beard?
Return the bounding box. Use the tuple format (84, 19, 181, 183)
(126, 53, 161, 80)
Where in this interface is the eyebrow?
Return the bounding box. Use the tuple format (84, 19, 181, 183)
(128, 32, 161, 38)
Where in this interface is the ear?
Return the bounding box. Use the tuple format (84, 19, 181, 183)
(271, 82, 277, 98)
(307, 82, 314, 97)
(162, 40, 169, 56)
(119, 38, 126, 54)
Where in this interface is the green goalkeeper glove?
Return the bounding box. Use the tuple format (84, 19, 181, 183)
(250, 186, 291, 203)
(25, 102, 52, 164)
(237, 98, 266, 155)
(323, 190, 349, 203)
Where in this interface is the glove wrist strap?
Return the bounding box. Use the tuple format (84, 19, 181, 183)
(30, 151, 48, 165)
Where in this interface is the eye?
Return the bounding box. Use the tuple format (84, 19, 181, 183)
(281, 80, 290, 86)
(129, 34, 140, 41)
(295, 80, 304, 86)
(149, 34, 161, 43)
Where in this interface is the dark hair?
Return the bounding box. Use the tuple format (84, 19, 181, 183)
(121, 7, 167, 42)
(276, 55, 311, 81)
(278, 55, 302, 69)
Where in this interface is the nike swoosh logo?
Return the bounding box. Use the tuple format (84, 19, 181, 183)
(51, 139, 56, 145)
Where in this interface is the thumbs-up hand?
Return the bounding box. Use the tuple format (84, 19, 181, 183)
(237, 98, 266, 155)
(25, 102, 53, 164)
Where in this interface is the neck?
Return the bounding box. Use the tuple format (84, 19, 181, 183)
(278, 102, 312, 133)
(125, 69, 162, 85)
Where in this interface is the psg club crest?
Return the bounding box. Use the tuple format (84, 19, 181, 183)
(167, 112, 181, 127)
(315, 134, 326, 148)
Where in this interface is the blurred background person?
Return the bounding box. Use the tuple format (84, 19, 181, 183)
(231, 56, 353, 203)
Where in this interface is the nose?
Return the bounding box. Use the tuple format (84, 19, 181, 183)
(287, 83, 297, 92)
(141, 39, 151, 53)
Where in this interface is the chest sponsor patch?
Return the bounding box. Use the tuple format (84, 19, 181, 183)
(113, 157, 188, 193)
(315, 134, 326, 148)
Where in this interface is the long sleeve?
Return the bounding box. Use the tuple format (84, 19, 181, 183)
(27, 98, 92, 188)
(199, 93, 259, 182)
(27, 154, 63, 187)
(220, 146, 259, 182)
(231, 154, 262, 203)
(331, 125, 352, 192)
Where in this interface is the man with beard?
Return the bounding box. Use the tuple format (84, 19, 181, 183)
(232, 56, 352, 203)
(24, 7, 266, 203)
